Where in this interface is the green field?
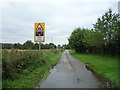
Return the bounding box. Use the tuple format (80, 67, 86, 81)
(70, 50, 119, 87)
(2, 49, 63, 88)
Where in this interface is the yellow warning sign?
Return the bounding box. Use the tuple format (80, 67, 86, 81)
(34, 23, 45, 43)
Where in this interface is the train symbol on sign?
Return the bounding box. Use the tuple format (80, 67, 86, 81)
(36, 31, 44, 36)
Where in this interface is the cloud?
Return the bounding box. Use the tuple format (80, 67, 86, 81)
(1, 0, 119, 45)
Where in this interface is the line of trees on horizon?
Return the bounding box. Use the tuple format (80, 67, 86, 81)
(2, 40, 66, 49)
(68, 9, 120, 56)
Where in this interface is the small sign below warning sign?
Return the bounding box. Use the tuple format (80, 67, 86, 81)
(36, 36, 44, 42)
(34, 23, 45, 42)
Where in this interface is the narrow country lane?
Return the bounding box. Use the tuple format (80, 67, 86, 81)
(40, 50, 101, 88)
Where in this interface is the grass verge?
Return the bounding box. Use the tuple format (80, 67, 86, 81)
(70, 50, 119, 87)
(2, 49, 63, 88)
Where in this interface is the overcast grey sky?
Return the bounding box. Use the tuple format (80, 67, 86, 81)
(1, 0, 119, 45)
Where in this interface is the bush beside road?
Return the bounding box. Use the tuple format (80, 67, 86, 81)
(2, 49, 63, 88)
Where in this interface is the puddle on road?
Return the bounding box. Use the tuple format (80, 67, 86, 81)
(39, 62, 118, 88)
(85, 64, 118, 88)
(39, 50, 118, 88)
(47, 64, 118, 88)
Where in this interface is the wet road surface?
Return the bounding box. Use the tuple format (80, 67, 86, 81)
(40, 50, 101, 88)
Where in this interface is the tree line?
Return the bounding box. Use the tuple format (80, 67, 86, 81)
(2, 40, 64, 49)
(68, 9, 120, 56)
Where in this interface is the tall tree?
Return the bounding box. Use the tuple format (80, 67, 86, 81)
(13, 43, 22, 49)
(49, 43, 56, 49)
(93, 9, 120, 55)
(68, 28, 87, 53)
(84, 30, 104, 54)
(23, 40, 34, 49)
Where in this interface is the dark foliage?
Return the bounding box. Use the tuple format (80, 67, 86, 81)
(68, 9, 120, 56)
